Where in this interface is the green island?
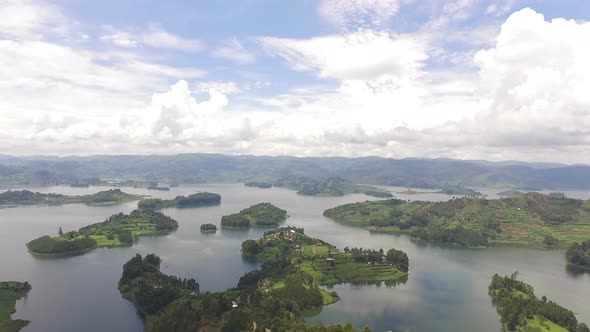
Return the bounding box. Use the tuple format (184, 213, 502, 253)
(398, 186, 482, 197)
(0, 189, 143, 206)
(275, 176, 392, 198)
(566, 240, 590, 270)
(323, 192, 590, 247)
(220, 203, 287, 228)
(0, 281, 31, 332)
(118, 227, 407, 331)
(245, 181, 273, 189)
(488, 272, 588, 332)
(26, 210, 178, 256)
(138, 192, 221, 209)
(200, 223, 218, 232)
(498, 190, 524, 197)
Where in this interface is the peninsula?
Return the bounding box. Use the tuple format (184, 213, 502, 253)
(137, 192, 221, 209)
(26, 209, 178, 256)
(566, 240, 590, 270)
(323, 192, 590, 247)
(0, 189, 143, 206)
(220, 203, 287, 228)
(0, 281, 31, 332)
(489, 273, 588, 332)
(275, 176, 392, 198)
(118, 227, 407, 331)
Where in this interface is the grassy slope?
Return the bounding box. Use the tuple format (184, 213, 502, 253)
(0, 282, 30, 332)
(262, 231, 407, 287)
(324, 194, 590, 247)
(523, 317, 568, 332)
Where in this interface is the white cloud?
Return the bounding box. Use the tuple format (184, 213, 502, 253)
(211, 38, 255, 64)
(0, 0, 64, 38)
(100, 25, 204, 52)
(318, 0, 400, 30)
(259, 29, 427, 82)
(196, 81, 240, 94)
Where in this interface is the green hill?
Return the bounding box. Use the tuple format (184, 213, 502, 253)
(221, 203, 287, 228)
(323, 193, 590, 247)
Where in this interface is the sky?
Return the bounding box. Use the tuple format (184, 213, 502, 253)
(1, 0, 589, 163)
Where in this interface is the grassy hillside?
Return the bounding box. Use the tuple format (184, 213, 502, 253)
(0, 281, 31, 332)
(26, 210, 178, 256)
(323, 193, 590, 247)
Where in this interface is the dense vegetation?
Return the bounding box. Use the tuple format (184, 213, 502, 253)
(0, 281, 31, 332)
(566, 240, 590, 269)
(119, 252, 377, 331)
(137, 192, 221, 209)
(489, 272, 588, 332)
(200, 223, 217, 232)
(245, 181, 273, 188)
(411, 226, 489, 247)
(323, 193, 590, 247)
(275, 176, 391, 197)
(221, 203, 288, 228)
(0, 189, 142, 206)
(3, 154, 590, 190)
(26, 210, 178, 255)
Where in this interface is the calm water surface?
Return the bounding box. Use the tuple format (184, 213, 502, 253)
(0, 184, 588, 332)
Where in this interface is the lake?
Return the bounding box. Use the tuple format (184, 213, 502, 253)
(1, 184, 589, 332)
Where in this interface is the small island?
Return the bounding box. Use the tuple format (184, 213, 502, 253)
(244, 181, 273, 188)
(489, 273, 588, 332)
(137, 192, 221, 209)
(200, 223, 217, 232)
(323, 192, 590, 247)
(220, 203, 287, 228)
(0, 281, 32, 332)
(117, 228, 405, 331)
(0, 189, 143, 206)
(566, 240, 590, 270)
(26, 209, 178, 256)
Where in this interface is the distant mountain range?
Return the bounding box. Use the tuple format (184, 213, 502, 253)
(1, 154, 590, 189)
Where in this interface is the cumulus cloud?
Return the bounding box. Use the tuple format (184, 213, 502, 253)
(0, 0, 65, 38)
(318, 0, 400, 30)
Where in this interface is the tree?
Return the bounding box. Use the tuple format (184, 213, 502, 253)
(543, 235, 559, 247)
(58, 226, 63, 236)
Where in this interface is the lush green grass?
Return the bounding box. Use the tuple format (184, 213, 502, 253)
(523, 316, 568, 332)
(324, 193, 590, 247)
(320, 289, 338, 305)
(0, 282, 31, 332)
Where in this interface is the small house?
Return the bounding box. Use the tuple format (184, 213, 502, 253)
(326, 257, 336, 266)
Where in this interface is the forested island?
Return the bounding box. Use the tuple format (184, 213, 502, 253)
(26, 210, 178, 256)
(0, 281, 31, 332)
(275, 176, 392, 198)
(0, 189, 143, 206)
(489, 273, 588, 332)
(117, 228, 407, 331)
(200, 223, 217, 232)
(498, 190, 524, 197)
(323, 192, 590, 247)
(245, 181, 273, 189)
(137, 192, 221, 209)
(220, 203, 287, 228)
(566, 240, 590, 269)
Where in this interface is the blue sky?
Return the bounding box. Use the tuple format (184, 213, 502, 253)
(1, 0, 590, 163)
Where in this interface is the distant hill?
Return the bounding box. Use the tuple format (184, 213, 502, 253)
(1, 154, 590, 189)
